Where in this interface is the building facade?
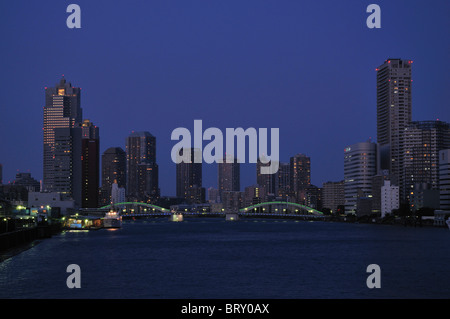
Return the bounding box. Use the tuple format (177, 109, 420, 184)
(126, 131, 157, 201)
(322, 180, 345, 214)
(440, 149, 450, 211)
(376, 58, 412, 194)
(43, 77, 82, 192)
(218, 154, 240, 199)
(403, 120, 450, 201)
(176, 148, 203, 202)
(344, 141, 377, 214)
(380, 180, 399, 217)
(101, 147, 126, 206)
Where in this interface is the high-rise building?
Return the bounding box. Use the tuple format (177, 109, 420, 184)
(137, 162, 160, 203)
(256, 155, 277, 196)
(101, 147, 126, 206)
(276, 162, 291, 199)
(80, 120, 100, 208)
(43, 76, 82, 192)
(376, 58, 412, 191)
(290, 153, 311, 203)
(52, 126, 82, 203)
(0, 164, 2, 184)
(218, 154, 240, 198)
(439, 149, 450, 211)
(322, 180, 345, 214)
(176, 148, 202, 202)
(126, 131, 157, 201)
(344, 141, 377, 214)
(403, 120, 450, 201)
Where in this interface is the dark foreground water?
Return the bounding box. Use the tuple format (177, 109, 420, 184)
(0, 218, 449, 299)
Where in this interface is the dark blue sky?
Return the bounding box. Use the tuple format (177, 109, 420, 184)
(1, 0, 449, 196)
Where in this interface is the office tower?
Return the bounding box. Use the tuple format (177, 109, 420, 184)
(290, 153, 311, 203)
(101, 147, 126, 205)
(376, 58, 412, 190)
(276, 162, 291, 199)
(126, 131, 157, 201)
(403, 120, 450, 201)
(176, 148, 202, 201)
(0, 164, 3, 184)
(80, 120, 99, 208)
(439, 149, 450, 210)
(322, 180, 345, 214)
(344, 141, 377, 214)
(43, 76, 82, 192)
(53, 126, 82, 202)
(256, 155, 277, 195)
(381, 180, 400, 217)
(218, 154, 240, 198)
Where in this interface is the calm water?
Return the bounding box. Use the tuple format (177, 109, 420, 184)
(0, 217, 449, 299)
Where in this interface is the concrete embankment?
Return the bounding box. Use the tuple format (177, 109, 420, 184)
(0, 224, 62, 259)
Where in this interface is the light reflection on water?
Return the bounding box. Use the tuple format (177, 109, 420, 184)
(0, 218, 449, 299)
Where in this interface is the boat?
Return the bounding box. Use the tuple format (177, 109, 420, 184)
(103, 211, 122, 229)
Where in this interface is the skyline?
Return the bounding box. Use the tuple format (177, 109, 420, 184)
(1, 1, 449, 196)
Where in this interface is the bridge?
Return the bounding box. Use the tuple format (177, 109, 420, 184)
(99, 201, 326, 220)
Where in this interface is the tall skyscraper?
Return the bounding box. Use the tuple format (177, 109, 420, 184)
(176, 148, 202, 202)
(218, 154, 240, 199)
(101, 147, 126, 205)
(439, 149, 450, 211)
(126, 131, 157, 201)
(80, 120, 100, 208)
(43, 76, 82, 192)
(344, 141, 377, 214)
(376, 58, 413, 191)
(403, 120, 450, 201)
(290, 153, 311, 203)
(0, 163, 3, 185)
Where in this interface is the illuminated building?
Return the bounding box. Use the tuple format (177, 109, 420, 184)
(126, 131, 157, 201)
(344, 141, 377, 214)
(376, 58, 412, 194)
(439, 149, 450, 211)
(290, 153, 311, 203)
(43, 76, 82, 192)
(403, 120, 450, 201)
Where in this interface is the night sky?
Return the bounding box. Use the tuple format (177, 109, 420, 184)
(0, 0, 449, 196)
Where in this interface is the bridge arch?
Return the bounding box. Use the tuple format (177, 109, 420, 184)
(240, 201, 323, 216)
(100, 202, 170, 214)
